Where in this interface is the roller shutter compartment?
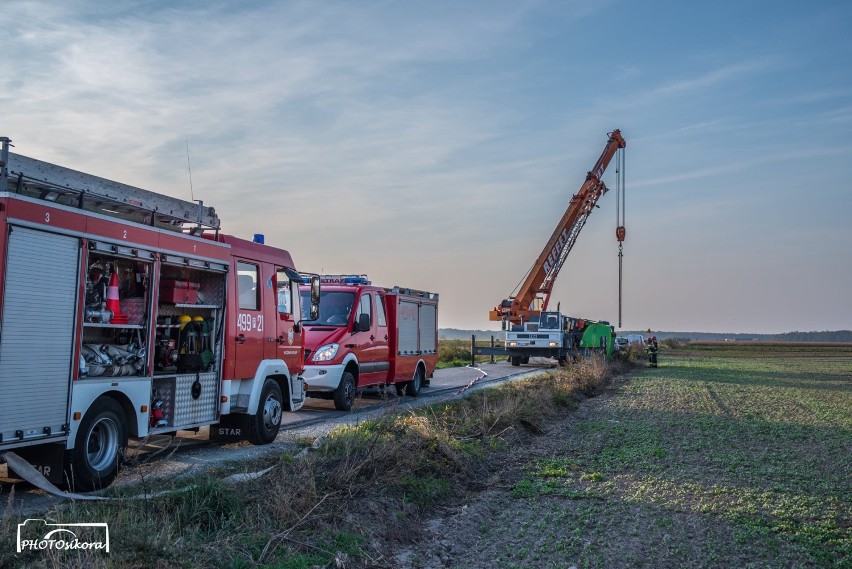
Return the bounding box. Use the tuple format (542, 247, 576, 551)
(0, 226, 79, 445)
(419, 303, 437, 354)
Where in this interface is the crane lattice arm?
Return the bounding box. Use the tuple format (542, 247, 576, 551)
(489, 129, 626, 325)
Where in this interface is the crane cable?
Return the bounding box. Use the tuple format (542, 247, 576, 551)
(615, 147, 626, 329)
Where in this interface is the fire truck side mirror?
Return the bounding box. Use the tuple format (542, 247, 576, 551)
(357, 312, 370, 332)
(310, 275, 321, 305)
(308, 275, 320, 320)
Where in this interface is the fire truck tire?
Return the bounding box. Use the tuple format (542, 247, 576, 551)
(248, 379, 283, 445)
(67, 397, 127, 491)
(333, 372, 357, 411)
(404, 367, 423, 397)
(510, 356, 521, 366)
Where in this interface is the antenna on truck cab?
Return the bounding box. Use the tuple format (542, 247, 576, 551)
(184, 138, 212, 237)
(185, 138, 195, 202)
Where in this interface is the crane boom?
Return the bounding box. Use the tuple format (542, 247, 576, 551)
(489, 129, 626, 325)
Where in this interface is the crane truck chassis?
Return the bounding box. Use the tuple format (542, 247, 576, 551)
(504, 312, 614, 365)
(0, 137, 319, 490)
(474, 312, 615, 365)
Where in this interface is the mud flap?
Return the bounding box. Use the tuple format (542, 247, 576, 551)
(209, 414, 250, 442)
(6, 443, 67, 486)
(290, 376, 306, 411)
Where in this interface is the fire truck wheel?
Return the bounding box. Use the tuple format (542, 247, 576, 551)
(405, 367, 423, 397)
(248, 379, 283, 445)
(67, 397, 127, 491)
(333, 372, 357, 411)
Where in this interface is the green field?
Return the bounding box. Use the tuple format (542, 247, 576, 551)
(511, 344, 852, 567)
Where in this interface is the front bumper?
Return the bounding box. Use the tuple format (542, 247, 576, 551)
(507, 347, 570, 358)
(302, 363, 345, 392)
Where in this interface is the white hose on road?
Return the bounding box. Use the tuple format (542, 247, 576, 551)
(3, 451, 276, 502)
(3, 452, 109, 501)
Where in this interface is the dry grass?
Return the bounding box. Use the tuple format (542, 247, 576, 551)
(0, 358, 621, 568)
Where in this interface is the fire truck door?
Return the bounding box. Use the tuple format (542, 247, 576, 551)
(234, 260, 265, 379)
(353, 292, 389, 386)
(374, 292, 390, 373)
(0, 227, 80, 445)
(266, 268, 301, 364)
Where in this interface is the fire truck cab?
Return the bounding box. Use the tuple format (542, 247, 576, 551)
(0, 138, 318, 490)
(299, 275, 438, 411)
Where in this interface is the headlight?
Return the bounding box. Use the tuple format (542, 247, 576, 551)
(549, 341, 559, 347)
(508, 341, 518, 347)
(311, 343, 339, 362)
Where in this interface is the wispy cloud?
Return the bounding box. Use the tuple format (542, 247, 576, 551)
(632, 145, 852, 189)
(650, 58, 779, 97)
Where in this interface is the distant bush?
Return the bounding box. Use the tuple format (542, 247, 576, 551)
(661, 337, 689, 349)
(438, 338, 501, 368)
(773, 330, 852, 342)
(438, 339, 472, 367)
(615, 342, 646, 364)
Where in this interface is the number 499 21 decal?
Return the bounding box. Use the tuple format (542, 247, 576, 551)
(237, 313, 263, 332)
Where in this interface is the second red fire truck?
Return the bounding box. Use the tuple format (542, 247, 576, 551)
(299, 275, 439, 411)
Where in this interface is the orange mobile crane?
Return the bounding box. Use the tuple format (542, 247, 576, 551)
(490, 129, 626, 327)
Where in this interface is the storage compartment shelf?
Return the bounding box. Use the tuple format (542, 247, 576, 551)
(83, 323, 144, 329)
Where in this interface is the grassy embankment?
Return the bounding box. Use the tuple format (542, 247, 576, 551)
(0, 354, 615, 568)
(509, 343, 851, 567)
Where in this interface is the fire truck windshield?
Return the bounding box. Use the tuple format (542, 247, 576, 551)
(301, 290, 355, 326)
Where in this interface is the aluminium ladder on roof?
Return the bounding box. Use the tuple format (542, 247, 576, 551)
(0, 137, 219, 230)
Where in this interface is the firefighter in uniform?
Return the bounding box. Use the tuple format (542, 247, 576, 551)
(646, 336, 659, 367)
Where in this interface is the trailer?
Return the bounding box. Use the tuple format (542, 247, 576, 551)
(0, 137, 318, 490)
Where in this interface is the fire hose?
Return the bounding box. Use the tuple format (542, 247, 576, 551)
(2, 451, 275, 502)
(80, 343, 146, 377)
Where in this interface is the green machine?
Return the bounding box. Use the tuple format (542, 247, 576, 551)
(580, 321, 615, 359)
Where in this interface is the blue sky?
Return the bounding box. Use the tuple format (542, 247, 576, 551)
(3, 0, 850, 333)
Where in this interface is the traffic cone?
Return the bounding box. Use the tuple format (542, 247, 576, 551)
(106, 273, 129, 324)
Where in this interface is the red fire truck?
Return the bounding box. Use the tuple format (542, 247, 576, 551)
(299, 275, 438, 411)
(0, 137, 319, 490)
